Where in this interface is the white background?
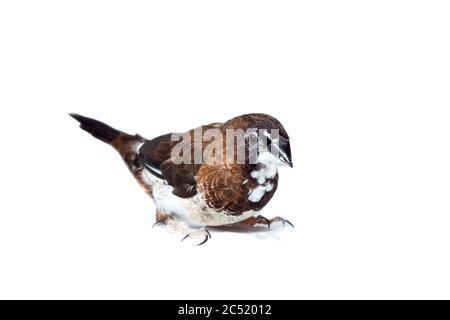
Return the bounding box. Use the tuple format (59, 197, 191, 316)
(0, 1, 449, 299)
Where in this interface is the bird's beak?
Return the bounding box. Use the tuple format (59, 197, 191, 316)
(280, 138, 293, 168)
(274, 140, 293, 168)
(287, 158, 293, 168)
(280, 153, 293, 168)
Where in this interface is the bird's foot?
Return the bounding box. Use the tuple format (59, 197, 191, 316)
(152, 210, 211, 245)
(267, 216, 294, 229)
(242, 215, 294, 229)
(181, 228, 211, 246)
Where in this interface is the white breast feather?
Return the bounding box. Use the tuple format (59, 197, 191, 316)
(247, 160, 278, 203)
(248, 185, 266, 203)
(141, 169, 257, 226)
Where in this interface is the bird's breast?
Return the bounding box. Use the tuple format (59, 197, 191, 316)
(142, 169, 256, 226)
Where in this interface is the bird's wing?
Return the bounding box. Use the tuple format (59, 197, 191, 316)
(138, 123, 223, 198)
(138, 133, 174, 178)
(138, 132, 198, 198)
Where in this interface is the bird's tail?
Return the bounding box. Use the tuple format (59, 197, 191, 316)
(70, 113, 146, 177)
(70, 113, 153, 196)
(69, 113, 123, 144)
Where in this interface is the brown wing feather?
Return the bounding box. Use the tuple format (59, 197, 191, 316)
(138, 123, 224, 198)
(139, 133, 175, 171)
(197, 165, 278, 215)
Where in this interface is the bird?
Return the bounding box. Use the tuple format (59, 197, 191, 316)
(70, 113, 293, 245)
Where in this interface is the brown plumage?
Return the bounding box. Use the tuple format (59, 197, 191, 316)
(70, 113, 293, 245)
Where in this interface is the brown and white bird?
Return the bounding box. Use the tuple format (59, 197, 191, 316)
(70, 113, 293, 245)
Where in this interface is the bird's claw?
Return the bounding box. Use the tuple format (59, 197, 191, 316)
(196, 234, 210, 246)
(282, 219, 294, 228)
(255, 215, 294, 229)
(181, 228, 211, 246)
(152, 219, 167, 228)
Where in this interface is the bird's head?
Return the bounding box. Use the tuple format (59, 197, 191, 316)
(235, 113, 293, 168)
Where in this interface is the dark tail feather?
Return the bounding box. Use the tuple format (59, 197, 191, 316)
(70, 113, 151, 194)
(70, 113, 122, 144)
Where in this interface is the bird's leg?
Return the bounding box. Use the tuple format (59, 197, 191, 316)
(240, 215, 294, 229)
(152, 209, 170, 228)
(153, 211, 211, 245)
(240, 215, 271, 228)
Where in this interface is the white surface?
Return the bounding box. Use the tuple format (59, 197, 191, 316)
(1, 1, 450, 299)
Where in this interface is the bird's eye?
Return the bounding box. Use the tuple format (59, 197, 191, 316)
(247, 132, 259, 145)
